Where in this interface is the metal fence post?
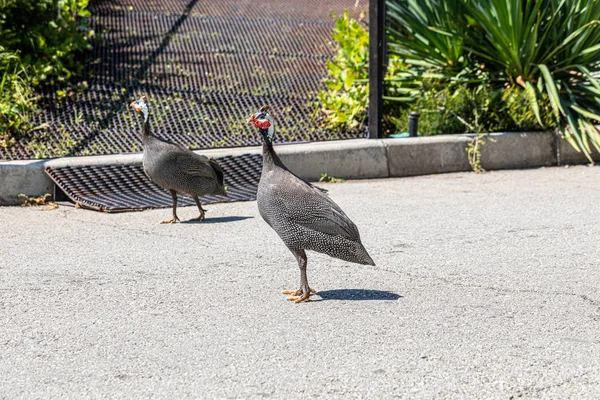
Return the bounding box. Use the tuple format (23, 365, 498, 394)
(368, 0, 385, 139)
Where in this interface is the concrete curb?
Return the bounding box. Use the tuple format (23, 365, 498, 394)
(384, 135, 472, 177)
(1, 132, 598, 205)
(0, 160, 54, 205)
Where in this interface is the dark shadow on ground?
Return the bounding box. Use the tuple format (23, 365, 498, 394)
(316, 289, 401, 301)
(182, 216, 253, 224)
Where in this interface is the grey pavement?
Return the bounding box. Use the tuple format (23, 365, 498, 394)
(1, 166, 599, 399)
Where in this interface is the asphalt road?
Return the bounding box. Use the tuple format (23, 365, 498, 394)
(1, 166, 599, 399)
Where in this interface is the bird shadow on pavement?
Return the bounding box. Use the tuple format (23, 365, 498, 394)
(182, 216, 254, 224)
(315, 289, 401, 301)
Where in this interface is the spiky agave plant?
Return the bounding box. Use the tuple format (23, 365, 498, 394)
(386, 0, 468, 72)
(386, 0, 600, 161)
(385, 0, 476, 102)
(463, 0, 600, 161)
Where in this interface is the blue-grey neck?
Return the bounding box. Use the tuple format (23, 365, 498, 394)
(142, 110, 151, 142)
(261, 129, 284, 170)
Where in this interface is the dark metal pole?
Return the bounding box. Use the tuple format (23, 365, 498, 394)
(368, 0, 385, 139)
(408, 112, 420, 137)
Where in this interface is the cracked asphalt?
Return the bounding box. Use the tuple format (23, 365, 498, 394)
(1, 166, 599, 399)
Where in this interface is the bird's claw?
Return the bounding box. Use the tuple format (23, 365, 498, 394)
(283, 289, 316, 303)
(160, 216, 180, 224)
(189, 208, 207, 222)
(287, 294, 311, 303)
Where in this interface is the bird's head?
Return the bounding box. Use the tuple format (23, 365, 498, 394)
(130, 95, 149, 121)
(247, 105, 274, 143)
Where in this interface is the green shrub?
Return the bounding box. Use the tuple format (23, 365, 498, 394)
(0, 49, 36, 147)
(319, 12, 410, 134)
(319, 11, 370, 131)
(389, 83, 555, 135)
(0, 0, 92, 145)
(1, 0, 93, 84)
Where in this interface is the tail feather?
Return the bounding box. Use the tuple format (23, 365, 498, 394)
(338, 241, 376, 266)
(357, 244, 376, 266)
(209, 158, 225, 187)
(362, 253, 376, 266)
(208, 158, 227, 197)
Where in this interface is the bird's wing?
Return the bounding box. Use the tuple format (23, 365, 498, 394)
(172, 151, 217, 179)
(276, 174, 360, 240)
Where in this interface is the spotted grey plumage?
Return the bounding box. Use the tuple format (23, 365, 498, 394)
(247, 105, 375, 303)
(130, 96, 227, 223)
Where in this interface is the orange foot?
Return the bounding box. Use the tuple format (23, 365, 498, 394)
(160, 217, 180, 224)
(282, 289, 317, 303)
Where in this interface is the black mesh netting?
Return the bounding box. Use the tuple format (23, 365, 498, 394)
(2, 0, 368, 160)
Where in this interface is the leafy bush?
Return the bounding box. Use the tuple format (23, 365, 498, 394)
(1, 0, 92, 84)
(390, 83, 555, 135)
(386, 0, 600, 160)
(0, 49, 36, 147)
(319, 11, 370, 131)
(319, 12, 409, 134)
(0, 0, 92, 144)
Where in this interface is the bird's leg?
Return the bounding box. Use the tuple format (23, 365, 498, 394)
(188, 195, 207, 222)
(160, 189, 180, 224)
(283, 249, 316, 303)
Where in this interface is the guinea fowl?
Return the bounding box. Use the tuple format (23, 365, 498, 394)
(247, 105, 375, 303)
(130, 96, 227, 223)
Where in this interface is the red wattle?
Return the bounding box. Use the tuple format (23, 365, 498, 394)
(255, 120, 271, 130)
